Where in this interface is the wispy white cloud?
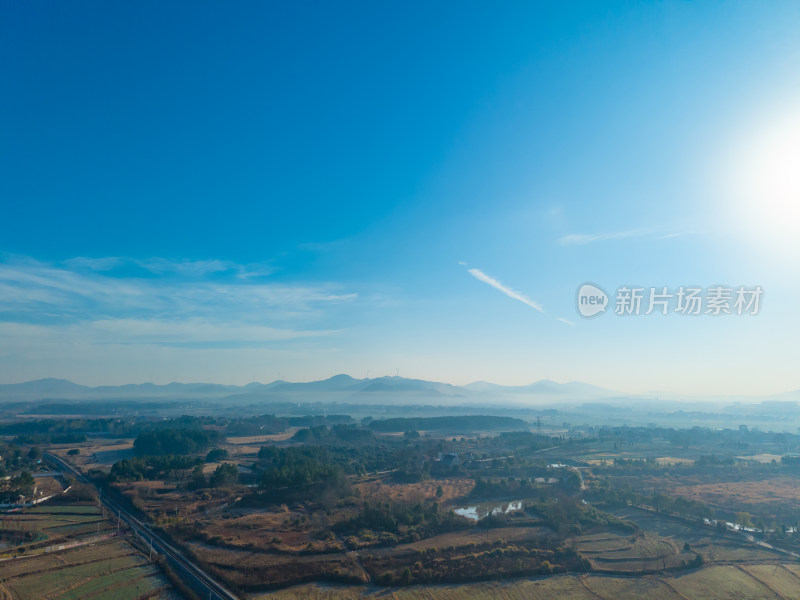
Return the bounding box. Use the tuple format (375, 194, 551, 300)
(557, 317, 575, 326)
(63, 256, 127, 271)
(559, 229, 649, 245)
(467, 268, 544, 313)
(656, 230, 698, 240)
(63, 256, 276, 279)
(559, 228, 698, 246)
(0, 319, 337, 349)
(0, 256, 357, 349)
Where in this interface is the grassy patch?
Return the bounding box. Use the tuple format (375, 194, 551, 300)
(27, 504, 101, 515)
(669, 565, 777, 599)
(5, 554, 145, 599)
(738, 564, 800, 598)
(584, 575, 683, 599)
(54, 564, 162, 600)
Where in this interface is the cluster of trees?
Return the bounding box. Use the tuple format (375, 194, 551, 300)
(287, 414, 353, 427)
(525, 496, 637, 535)
(109, 454, 240, 488)
(258, 446, 349, 502)
(0, 470, 38, 503)
(0, 414, 289, 444)
(109, 455, 201, 481)
(470, 471, 580, 500)
(0, 444, 45, 480)
(588, 480, 714, 523)
(369, 415, 528, 433)
(225, 414, 287, 436)
(189, 463, 240, 489)
(589, 424, 800, 452)
(258, 441, 398, 477)
(292, 425, 374, 444)
(651, 493, 714, 521)
(781, 455, 800, 468)
(0, 417, 145, 440)
(471, 476, 535, 499)
(13, 433, 87, 444)
(205, 448, 228, 462)
(489, 431, 559, 451)
(133, 428, 222, 456)
(336, 500, 470, 544)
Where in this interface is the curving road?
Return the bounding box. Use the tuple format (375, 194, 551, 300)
(44, 452, 239, 600)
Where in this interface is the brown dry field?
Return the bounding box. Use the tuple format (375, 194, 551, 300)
(30, 475, 64, 496)
(353, 478, 474, 505)
(736, 454, 784, 463)
(256, 564, 800, 600)
(52, 438, 135, 471)
(227, 429, 300, 445)
(669, 476, 800, 508)
(654, 457, 694, 466)
(373, 526, 554, 554)
(117, 480, 235, 518)
(583, 456, 694, 467)
(202, 460, 253, 475)
(196, 504, 352, 552)
(185, 540, 369, 588)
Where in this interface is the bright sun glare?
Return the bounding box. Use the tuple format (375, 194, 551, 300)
(731, 108, 800, 252)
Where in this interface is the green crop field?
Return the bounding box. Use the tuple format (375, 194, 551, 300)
(2, 511, 105, 533)
(573, 533, 632, 552)
(54, 564, 162, 600)
(780, 562, 800, 580)
(0, 539, 135, 579)
(668, 565, 777, 599)
(0, 496, 176, 600)
(85, 574, 167, 600)
(582, 575, 683, 600)
(4, 554, 145, 599)
(738, 564, 800, 598)
(43, 520, 112, 535)
(27, 504, 101, 515)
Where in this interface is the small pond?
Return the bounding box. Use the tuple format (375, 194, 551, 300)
(453, 499, 524, 521)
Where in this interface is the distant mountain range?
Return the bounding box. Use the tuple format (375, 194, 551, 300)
(0, 375, 622, 405)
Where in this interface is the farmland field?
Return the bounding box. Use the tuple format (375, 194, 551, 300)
(668, 565, 779, 599)
(11, 404, 800, 599)
(669, 476, 800, 509)
(739, 564, 800, 598)
(0, 539, 134, 578)
(54, 564, 164, 600)
(27, 505, 101, 515)
(259, 565, 800, 599)
(0, 499, 177, 600)
(4, 554, 147, 599)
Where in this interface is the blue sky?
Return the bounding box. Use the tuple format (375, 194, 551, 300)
(2, 2, 800, 395)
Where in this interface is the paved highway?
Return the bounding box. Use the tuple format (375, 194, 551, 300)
(44, 452, 239, 600)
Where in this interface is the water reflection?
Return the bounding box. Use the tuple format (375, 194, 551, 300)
(453, 500, 523, 521)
